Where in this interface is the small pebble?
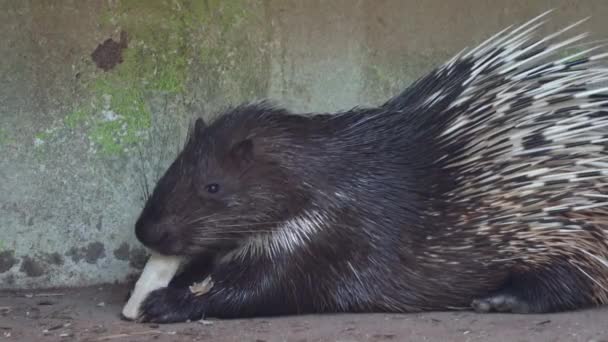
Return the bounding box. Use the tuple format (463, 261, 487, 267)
(37, 300, 54, 306)
(90, 325, 107, 334)
(46, 323, 64, 331)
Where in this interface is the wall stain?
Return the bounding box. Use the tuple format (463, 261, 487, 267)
(84, 242, 106, 264)
(113, 242, 130, 261)
(114, 243, 148, 268)
(4, 273, 15, 286)
(67, 246, 84, 263)
(129, 247, 148, 269)
(91, 30, 128, 71)
(66, 242, 106, 264)
(20, 256, 45, 277)
(96, 215, 103, 231)
(0, 251, 18, 273)
(43, 252, 64, 266)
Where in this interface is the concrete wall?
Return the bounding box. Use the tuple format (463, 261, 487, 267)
(2, 0, 608, 290)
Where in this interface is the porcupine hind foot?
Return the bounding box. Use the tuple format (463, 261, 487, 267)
(471, 294, 531, 313)
(471, 262, 597, 313)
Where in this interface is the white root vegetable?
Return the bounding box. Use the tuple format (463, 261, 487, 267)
(121, 251, 183, 321)
(188, 276, 214, 297)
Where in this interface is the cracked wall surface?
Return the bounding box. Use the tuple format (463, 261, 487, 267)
(1, 0, 608, 289)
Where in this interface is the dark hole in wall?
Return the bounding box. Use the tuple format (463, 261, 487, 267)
(91, 30, 128, 71)
(113, 242, 131, 261)
(66, 242, 106, 264)
(20, 256, 45, 277)
(0, 251, 18, 273)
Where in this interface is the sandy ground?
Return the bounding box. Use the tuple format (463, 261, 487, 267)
(1, 284, 607, 342)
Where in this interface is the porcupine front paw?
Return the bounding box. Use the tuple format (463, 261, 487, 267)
(138, 287, 206, 323)
(471, 293, 531, 313)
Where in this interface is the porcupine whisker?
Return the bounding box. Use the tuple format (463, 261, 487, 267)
(189, 228, 281, 235)
(184, 215, 264, 225)
(188, 221, 285, 229)
(196, 215, 271, 223)
(194, 224, 360, 240)
(193, 233, 279, 238)
(198, 222, 284, 228)
(191, 237, 244, 241)
(191, 219, 364, 235)
(190, 224, 282, 231)
(183, 214, 223, 225)
(187, 219, 282, 228)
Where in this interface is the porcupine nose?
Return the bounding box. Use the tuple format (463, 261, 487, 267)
(135, 218, 170, 250)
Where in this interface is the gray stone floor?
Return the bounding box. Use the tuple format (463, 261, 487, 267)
(1, 284, 607, 341)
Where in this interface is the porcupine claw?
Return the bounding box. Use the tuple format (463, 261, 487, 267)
(471, 294, 531, 314)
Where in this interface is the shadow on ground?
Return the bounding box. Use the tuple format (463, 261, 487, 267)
(0, 284, 607, 342)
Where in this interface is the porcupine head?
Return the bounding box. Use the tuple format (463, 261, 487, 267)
(134, 103, 321, 258)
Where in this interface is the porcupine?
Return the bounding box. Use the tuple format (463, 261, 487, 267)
(131, 11, 608, 323)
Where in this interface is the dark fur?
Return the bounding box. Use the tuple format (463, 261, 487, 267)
(133, 97, 593, 322)
(130, 16, 608, 323)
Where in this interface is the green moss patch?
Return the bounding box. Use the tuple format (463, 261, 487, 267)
(0, 128, 11, 146)
(33, 0, 271, 157)
(64, 108, 88, 129)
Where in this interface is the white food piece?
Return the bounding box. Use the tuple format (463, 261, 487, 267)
(121, 251, 183, 320)
(188, 276, 214, 297)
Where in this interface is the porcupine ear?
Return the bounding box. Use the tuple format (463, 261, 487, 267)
(187, 117, 207, 143)
(194, 117, 207, 136)
(229, 139, 254, 167)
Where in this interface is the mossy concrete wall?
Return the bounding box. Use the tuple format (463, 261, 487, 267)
(2, 0, 608, 289)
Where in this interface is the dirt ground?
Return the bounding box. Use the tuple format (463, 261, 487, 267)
(1, 284, 607, 342)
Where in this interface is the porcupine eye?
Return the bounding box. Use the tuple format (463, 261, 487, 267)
(206, 183, 220, 194)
